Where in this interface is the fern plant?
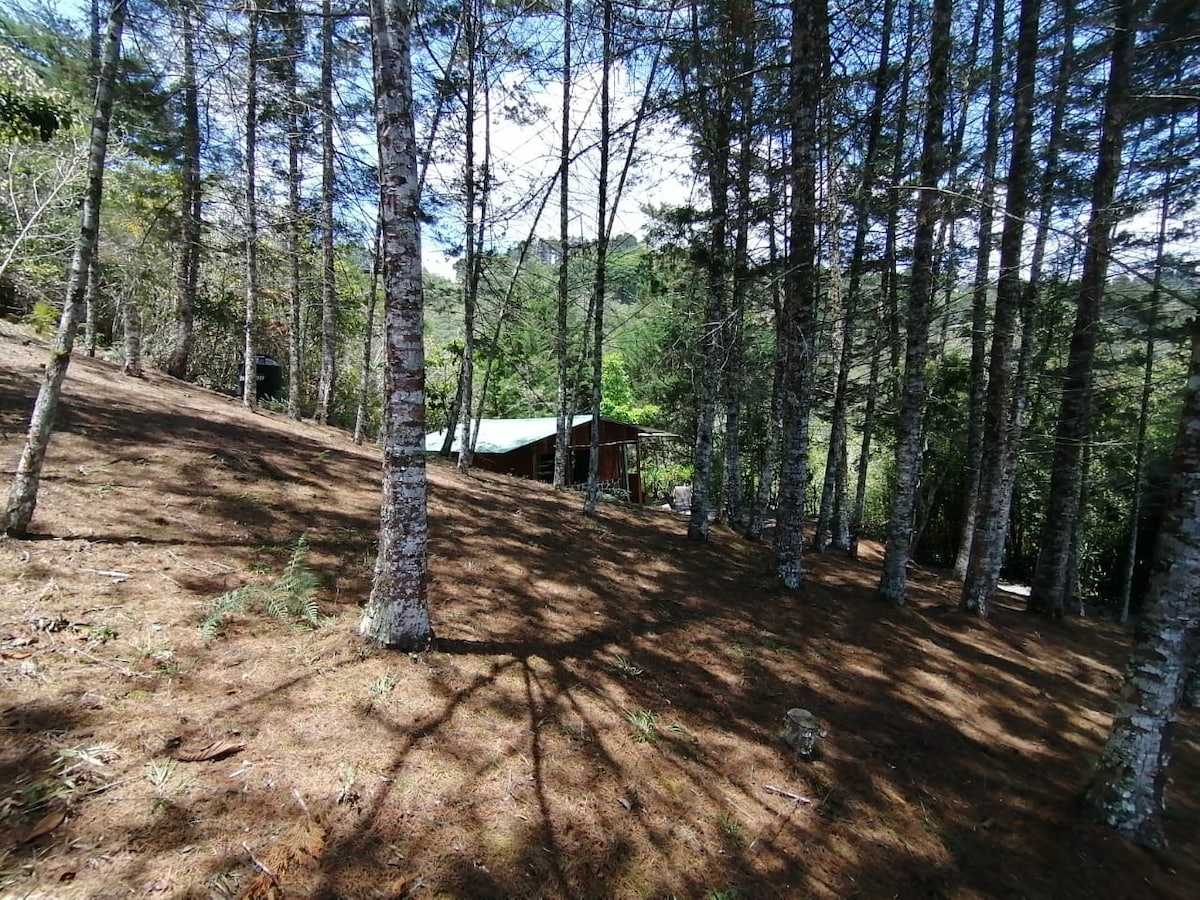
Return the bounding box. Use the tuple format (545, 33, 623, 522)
(201, 537, 322, 643)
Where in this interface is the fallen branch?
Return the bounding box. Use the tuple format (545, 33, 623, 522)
(68, 648, 151, 679)
(763, 785, 812, 804)
(243, 841, 274, 877)
(82, 568, 130, 580)
(167, 550, 234, 574)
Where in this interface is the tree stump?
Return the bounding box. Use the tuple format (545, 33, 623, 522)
(781, 708, 823, 760)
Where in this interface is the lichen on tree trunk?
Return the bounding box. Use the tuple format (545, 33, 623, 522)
(358, 0, 432, 651)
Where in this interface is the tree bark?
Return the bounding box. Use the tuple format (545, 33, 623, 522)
(242, 4, 261, 410)
(83, 254, 100, 358)
(83, 0, 102, 360)
(772, 0, 824, 588)
(316, 0, 338, 425)
(284, 0, 304, 418)
(1082, 313, 1200, 851)
(877, 0, 952, 606)
(359, 0, 432, 650)
(687, 0, 733, 540)
(746, 157, 784, 543)
(354, 215, 382, 445)
(1029, 0, 1134, 620)
(553, 0, 573, 489)
(953, 0, 1006, 580)
(122, 297, 142, 377)
(1118, 151, 1172, 622)
(165, 0, 201, 381)
(455, 0, 483, 474)
(880, 0, 916, 407)
(585, 0, 613, 518)
(719, 2, 757, 530)
(960, 0, 1040, 617)
(4, 0, 127, 537)
(850, 315, 882, 558)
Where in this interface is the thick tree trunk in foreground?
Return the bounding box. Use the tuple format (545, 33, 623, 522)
(358, 0, 432, 650)
(4, 0, 127, 538)
(1082, 315, 1200, 850)
(877, 0, 952, 606)
(1029, 0, 1134, 619)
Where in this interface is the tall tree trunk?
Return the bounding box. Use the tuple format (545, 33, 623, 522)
(877, 0, 952, 606)
(746, 156, 784, 543)
(953, 0, 1006, 580)
(166, 0, 201, 381)
(456, 0, 482, 474)
(772, 0, 825, 588)
(960, 0, 1040, 617)
(585, 0, 613, 518)
(1117, 183, 1169, 622)
(812, 180, 845, 553)
(83, 0, 102, 359)
(1029, 0, 1134, 620)
(1082, 314, 1200, 851)
(850, 301, 883, 558)
(4, 0, 127, 537)
(316, 0, 338, 424)
(359, 0, 432, 650)
(719, 1, 756, 529)
(122, 295, 142, 377)
(354, 216, 383, 445)
(997, 0, 1078, 578)
(687, 0, 732, 540)
(84, 251, 100, 358)
(284, 0, 304, 418)
(242, 5, 261, 410)
(881, 0, 917, 400)
(554, 0, 573, 489)
(848, 0, 906, 558)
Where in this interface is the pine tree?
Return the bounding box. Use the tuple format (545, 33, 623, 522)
(876, 0, 953, 606)
(359, 0, 433, 650)
(1082, 312, 1200, 850)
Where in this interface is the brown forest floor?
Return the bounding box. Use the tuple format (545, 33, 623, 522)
(0, 321, 1197, 900)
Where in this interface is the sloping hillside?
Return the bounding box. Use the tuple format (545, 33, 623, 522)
(1, 323, 1197, 899)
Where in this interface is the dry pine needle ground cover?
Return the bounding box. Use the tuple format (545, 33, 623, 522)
(0, 322, 1197, 899)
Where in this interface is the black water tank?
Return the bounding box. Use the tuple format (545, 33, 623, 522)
(238, 355, 283, 400)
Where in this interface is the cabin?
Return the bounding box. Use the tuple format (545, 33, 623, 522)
(425, 415, 662, 503)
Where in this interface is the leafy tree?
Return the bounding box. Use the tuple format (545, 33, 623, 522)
(0, 42, 71, 142)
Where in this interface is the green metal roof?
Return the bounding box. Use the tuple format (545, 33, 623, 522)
(425, 416, 594, 455)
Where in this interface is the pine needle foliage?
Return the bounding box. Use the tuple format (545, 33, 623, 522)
(200, 537, 321, 643)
